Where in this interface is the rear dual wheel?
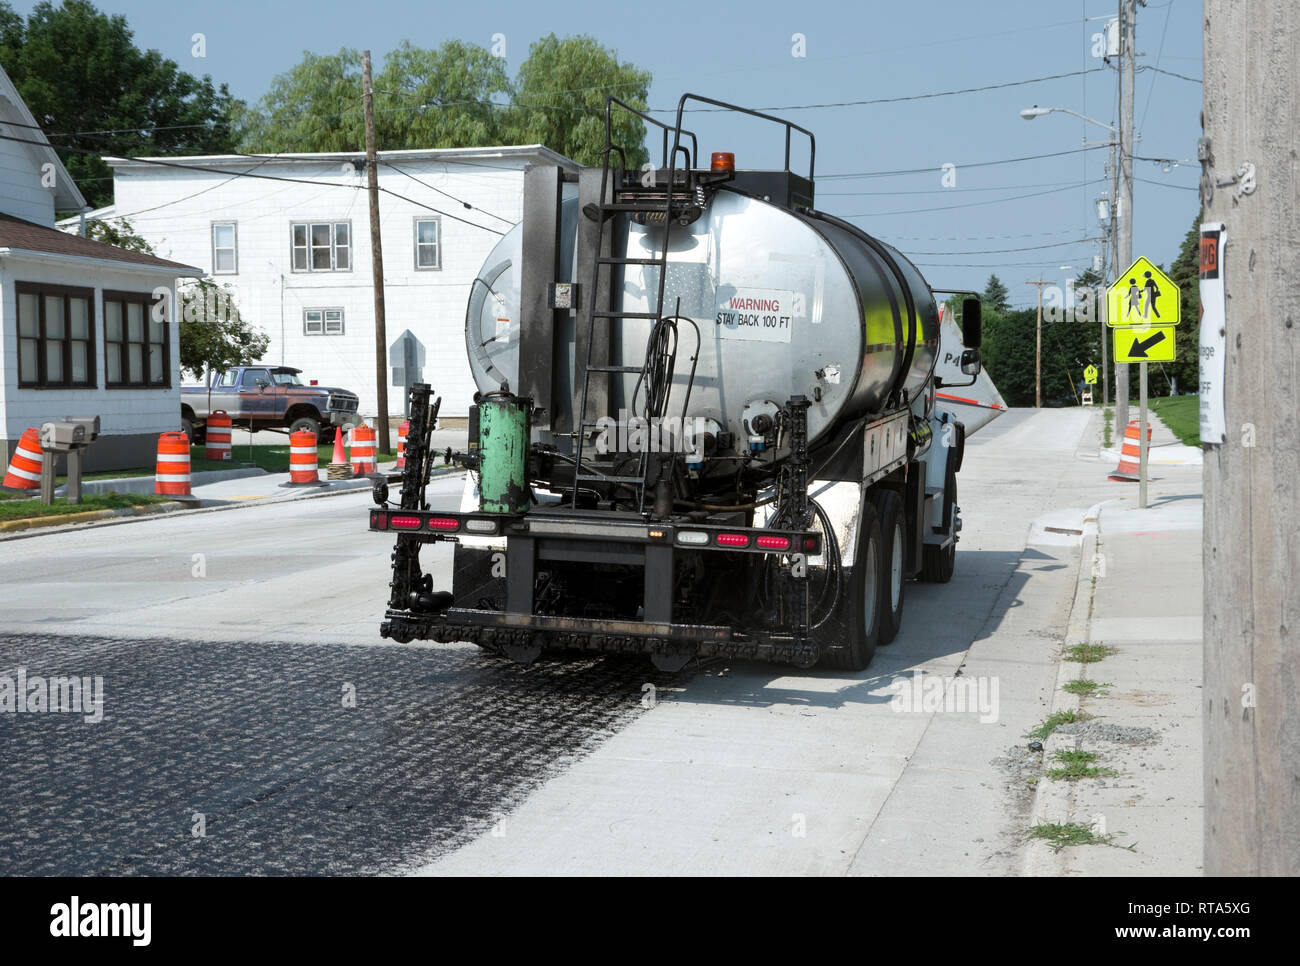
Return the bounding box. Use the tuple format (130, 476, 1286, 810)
(872, 489, 906, 646)
(821, 501, 882, 671)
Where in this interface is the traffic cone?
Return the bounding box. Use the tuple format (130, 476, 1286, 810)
(2, 428, 44, 491)
(1108, 420, 1151, 482)
(326, 424, 352, 480)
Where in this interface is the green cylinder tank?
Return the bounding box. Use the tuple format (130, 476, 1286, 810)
(477, 392, 530, 513)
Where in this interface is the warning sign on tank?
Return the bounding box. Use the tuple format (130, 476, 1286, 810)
(714, 288, 795, 344)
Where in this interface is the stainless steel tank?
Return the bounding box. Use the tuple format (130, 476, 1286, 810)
(465, 186, 939, 451)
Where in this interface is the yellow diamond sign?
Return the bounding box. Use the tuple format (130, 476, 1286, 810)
(1107, 256, 1180, 328)
(1083, 365, 1098, 384)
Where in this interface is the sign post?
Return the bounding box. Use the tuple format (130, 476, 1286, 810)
(1106, 256, 1181, 507)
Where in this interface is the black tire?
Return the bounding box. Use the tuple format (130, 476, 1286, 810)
(318, 424, 337, 445)
(872, 489, 906, 645)
(920, 462, 957, 583)
(288, 415, 322, 441)
(181, 416, 205, 445)
(821, 500, 882, 671)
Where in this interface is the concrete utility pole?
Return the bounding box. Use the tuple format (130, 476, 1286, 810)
(1202, 0, 1300, 876)
(1026, 277, 1048, 407)
(1102, 138, 1118, 408)
(362, 50, 392, 453)
(1114, 0, 1136, 438)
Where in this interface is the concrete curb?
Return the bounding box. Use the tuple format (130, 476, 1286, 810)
(54, 466, 269, 498)
(0, 499, 183, 533)
(1022, 500, 1107, 874)
(0, 466, 466, 541)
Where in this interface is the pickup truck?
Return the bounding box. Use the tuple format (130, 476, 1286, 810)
(181, 366, 360, 444)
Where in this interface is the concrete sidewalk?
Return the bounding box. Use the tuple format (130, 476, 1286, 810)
(1024, 461, 1203, 874)
(1100, 405, 1203, 466)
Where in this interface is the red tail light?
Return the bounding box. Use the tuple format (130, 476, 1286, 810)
(389, 515, 422, 530)
(756, 535, 791, 551)
(716, 532, 749, 548)
(427, 517, 460, 531)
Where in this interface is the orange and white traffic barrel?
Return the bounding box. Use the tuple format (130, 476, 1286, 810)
(288, 429, 320, 484)
(2, 428, 44, 491)
(1108, 420, 1152, 482)
(349, 424, 377, 476)
(396, 419, 409, 470)
(154, 432, 192, 497)
(204, 410, 233, 461)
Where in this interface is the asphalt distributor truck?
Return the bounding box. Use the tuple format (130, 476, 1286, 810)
(371, 94, 985, 672)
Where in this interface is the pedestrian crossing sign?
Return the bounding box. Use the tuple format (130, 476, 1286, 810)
(1107, 257, 1180, 327)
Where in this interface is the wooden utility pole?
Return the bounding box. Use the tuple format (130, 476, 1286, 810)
(1026, 277, 1048, 407)
(1202, 0, 1300, 875)
(362, 50, 391, 453)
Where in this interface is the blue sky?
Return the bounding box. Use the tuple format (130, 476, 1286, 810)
(18, 0, 1203, 308)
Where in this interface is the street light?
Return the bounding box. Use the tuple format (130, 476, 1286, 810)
(1019, 104, 1120, 410)
(1019, 104, 1117, 134)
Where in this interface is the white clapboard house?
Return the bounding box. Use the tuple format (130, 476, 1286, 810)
(75, 145, 580, 422)
(0, 64, 201, 473)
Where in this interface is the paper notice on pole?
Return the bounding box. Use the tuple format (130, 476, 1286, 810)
(1198, 223, 1227, 444)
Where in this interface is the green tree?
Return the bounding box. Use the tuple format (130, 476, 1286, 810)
(83, 215, 154, 252)
(239, 36, 650, 166)
(982, 273, 1011, 314)
(238, 41, 514, 154)
(235, 48, 365, 153)
(1165, 214, 1202, 395)
(177, 279, 268, 384)
(376, 40, 511, 147)
(507, 34, 650, 167)
(0, 0, 241, 209)
(978, 280, 1100, 408)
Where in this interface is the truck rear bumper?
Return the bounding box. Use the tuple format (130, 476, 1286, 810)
(380, 607, 819, 666)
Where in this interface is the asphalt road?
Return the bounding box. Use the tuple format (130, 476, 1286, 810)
(0, 407, 1117, 875)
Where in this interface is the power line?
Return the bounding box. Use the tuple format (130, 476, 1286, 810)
(918, 260, 1084, 269)
(1140, 0, 1178, 131)
(820, 179, 1085, 197)
(821, 145, 1106, 181)
(1139, 65, 1202, 83)
(901, 237, 1100, 256)
(880, 226, 1085, 242)
(840, 179, 1104, 216)
(651, 68, 1109, 113)
(378, 160, 515, 225)
(0, 129, 506, 235)
(1134, 176, 1198, 191)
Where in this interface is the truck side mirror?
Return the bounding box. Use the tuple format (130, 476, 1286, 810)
(959, 348, 982, 376)
(961, 297, 982, 348)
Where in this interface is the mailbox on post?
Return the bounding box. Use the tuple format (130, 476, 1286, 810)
(38, 415, 100, 505)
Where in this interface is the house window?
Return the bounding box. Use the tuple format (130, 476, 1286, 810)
(304, 308, 344, 335)
(103, 290, 169, 388)
(414, 217, 440, 270)
(291, 222, 351, 272)
(212, 222, 238, 274)
(15, 283, 95, 388)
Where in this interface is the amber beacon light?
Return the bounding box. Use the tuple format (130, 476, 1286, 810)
(710, 151, 735, 172)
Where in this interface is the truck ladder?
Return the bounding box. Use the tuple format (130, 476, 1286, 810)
(569, 99, 700, 512)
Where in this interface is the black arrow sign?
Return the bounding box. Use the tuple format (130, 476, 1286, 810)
(1127, 330, 1167, 358)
